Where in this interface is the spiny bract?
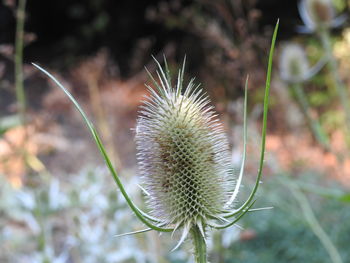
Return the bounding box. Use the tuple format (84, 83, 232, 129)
(135, 60, 234, 234)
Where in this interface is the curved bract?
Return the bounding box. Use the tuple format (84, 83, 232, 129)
(31, 63, 174, 233)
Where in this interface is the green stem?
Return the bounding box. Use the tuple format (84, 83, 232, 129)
(15, 0, 27, 124)
(213, 231, 224, 263)
(288, 182, 343, 263)
(191, 226, 207, 263)
(319, 29, 350, 133)
(291, 82, 330, 151)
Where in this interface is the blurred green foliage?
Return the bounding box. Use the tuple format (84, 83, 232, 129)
(223, 177, 350, 263)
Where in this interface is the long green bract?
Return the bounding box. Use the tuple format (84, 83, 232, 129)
(32, 63, 173, 233)
(211, 200, 257, 229)
(225, 75, 248, 207)
(223, 20, 279, 219)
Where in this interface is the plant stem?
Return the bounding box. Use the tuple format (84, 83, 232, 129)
(15, 0, 27, 124)
(191, 226, 207, 263)
(291, 82, 330, 151)
(212, 231, 224, 263)
(288, 181, 343, 263)
(319, 28, 350, 133)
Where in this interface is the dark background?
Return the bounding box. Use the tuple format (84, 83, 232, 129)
(0, 0, 301, 76)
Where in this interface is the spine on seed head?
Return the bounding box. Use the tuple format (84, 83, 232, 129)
(135, 60, 234, 232)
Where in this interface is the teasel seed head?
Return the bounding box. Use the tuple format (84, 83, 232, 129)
(279, 43, 310, 82)
(297, 0, 346, 33)
(306, 0, 335, 26)
(135, 59, 233, 232)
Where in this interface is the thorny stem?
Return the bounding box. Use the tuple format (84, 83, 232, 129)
(319, 29, 350, 135)
(291, 82, 330, 151)
(15, 0, 27, 124)
(191, 226, 207, 263)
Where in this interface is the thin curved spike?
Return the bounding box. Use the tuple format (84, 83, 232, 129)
(248, 206, 273, 212)
(224, 20, 279, 219)
(178, 55, 186, 96)
(137, 184, 150, 196)
(32, 63, 173, 233)
(171, 221, 191, 252)
(176, 69, 182, 96)
(115, 228, 153, 237)
(145, 67, 166, 98)
(163, 54, 172, 85)
(136, 207, 163, 223)
(209, 200, 257, 230)
(225, 75, 249, 208)
(152, 55, 171, 91)
(208, 214, 231, 223)
(155, 70, 169, 96)
(234, 224, 244, 230)
(171, 220, 183, 239)
(221, 206, 273, 216)
(196, 218, 206, 239)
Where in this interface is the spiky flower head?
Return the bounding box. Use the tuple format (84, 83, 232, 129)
(279, 43, 310, 82)
(306, 0, 335, 26)
(298, 0, 346, 33)
(135, 59, 233, 232)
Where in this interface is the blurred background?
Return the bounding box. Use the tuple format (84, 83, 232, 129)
(1, 0, 350, 262)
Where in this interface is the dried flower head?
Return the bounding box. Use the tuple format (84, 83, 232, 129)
(279, 44, 309, 82)
(298, 0, 347, 33)
(279, 43, 326, 83)
(136, 59, 233, 234)
(307, 0, 335, 25)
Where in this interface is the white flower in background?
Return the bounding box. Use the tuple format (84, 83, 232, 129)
(279, 43, 326, 83)
(17, 247, 69, 263)
(298, 0, 347, 33)
(0, 168, 154, 263)
(16, 191, 36, 210)
(49, 178, 69, 210)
